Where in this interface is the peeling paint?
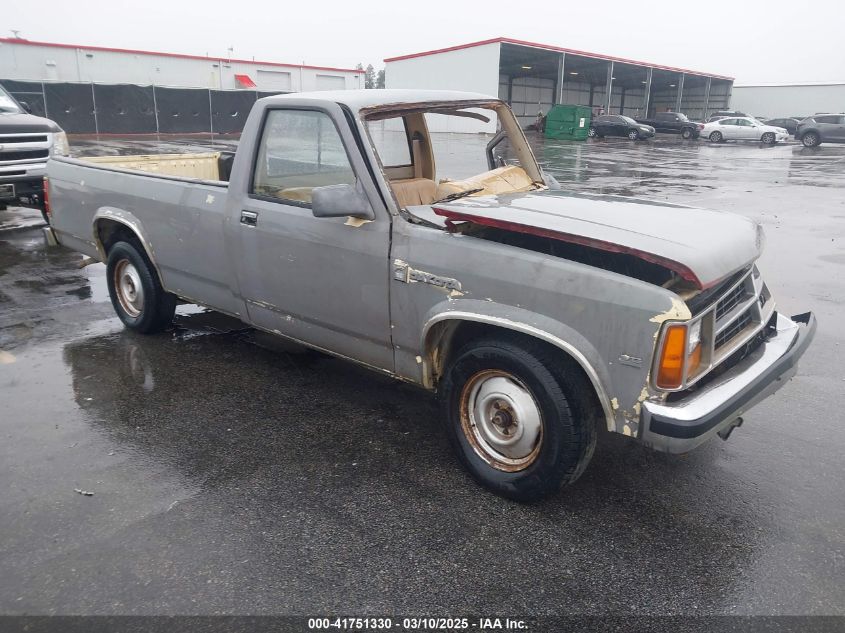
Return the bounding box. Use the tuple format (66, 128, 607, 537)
(205, 194, 215, 204)
(0, 350, 16, 365)
(415, 355, 423, 364)
(610, 397, 619, 410)
(622, 425, 632, 436)
(649, 297, 691, 325)
(345, 216, 372, 228)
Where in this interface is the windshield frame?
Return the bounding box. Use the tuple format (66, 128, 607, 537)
(358, 99, 545, 214)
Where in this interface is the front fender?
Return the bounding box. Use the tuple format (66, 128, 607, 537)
(420, 298, 616, 432)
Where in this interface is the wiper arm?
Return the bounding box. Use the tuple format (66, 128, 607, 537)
(434, 187, 485, 204)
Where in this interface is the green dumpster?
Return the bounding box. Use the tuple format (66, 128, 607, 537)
(544, 105, 592, 141)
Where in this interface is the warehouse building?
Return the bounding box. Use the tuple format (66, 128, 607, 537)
(0, 37, 361, 135)
(731, 83, 845, 120)
(385, 38, 733, 132)
(0, 37, 362, 92)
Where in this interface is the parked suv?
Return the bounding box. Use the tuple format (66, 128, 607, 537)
(0, 84, 69, 218)
(635, 112, 703, 139)
(795, 114, 845, 147)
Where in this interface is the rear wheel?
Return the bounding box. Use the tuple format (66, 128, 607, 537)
(802, 132, 820, 147)
(681, 127, 693, 139)
(439, 335, 597, 501)
(106, 240, 176, 333)
(709, 131, 723, 143)
(761, 132, 776, 145)
(628, 129, 640, 140)
(588, 127, 597, 138)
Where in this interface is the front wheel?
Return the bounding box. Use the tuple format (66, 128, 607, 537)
(439, 336, 597, 501)
(628, 129, 640, 140)
(761, 132, 776, 145)
(588, 127, 597, 138)
(106, 241, 177, 333)
(709, 131, 723, 143)
(802, 132, 820, 147)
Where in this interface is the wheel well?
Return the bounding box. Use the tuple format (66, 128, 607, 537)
(424, 319, 603, 414)
(95, 218, 141, 256)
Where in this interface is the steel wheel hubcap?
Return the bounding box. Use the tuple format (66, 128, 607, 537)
(114, 259, 144, 318)
(459, 370, 543, 472)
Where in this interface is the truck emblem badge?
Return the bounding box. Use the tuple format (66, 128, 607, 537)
(618, 354, 643, 368)
(393, 260, 462, 292)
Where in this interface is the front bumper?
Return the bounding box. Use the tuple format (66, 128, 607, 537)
(640, 311, 816, 453)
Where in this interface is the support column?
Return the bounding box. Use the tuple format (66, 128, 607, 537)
(620, 87, 626, 115)
(643, 67, 653, 116)
(703, 76, 712, 119)
(556, 52, 566, 105)
(603, 61, 614, 113)
(675, 73, 685, 112)
(90, 82, 99, 137)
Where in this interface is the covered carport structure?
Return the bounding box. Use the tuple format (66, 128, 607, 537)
(385, 38, 733, 130)
(498, 39, 732, 125)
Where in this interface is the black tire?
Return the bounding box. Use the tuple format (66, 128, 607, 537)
(761, 132, 776, 145)
(106, 240, 176, 334)
(681, 127, 693, 139)
(438, 335, 597, 502)
(628, 129, 640, 140)
(588, 127, 597, 138)
(709, 131, 723, 143)
(801, 132, 820, 147)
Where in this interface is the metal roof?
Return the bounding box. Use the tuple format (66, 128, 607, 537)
(384, 37, 734, 81)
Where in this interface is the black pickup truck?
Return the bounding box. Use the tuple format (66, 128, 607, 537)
(0, 84, 68, 217)
(635, 112, 703, 139)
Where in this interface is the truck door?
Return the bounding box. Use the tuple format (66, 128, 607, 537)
(231, 105, 393, 370)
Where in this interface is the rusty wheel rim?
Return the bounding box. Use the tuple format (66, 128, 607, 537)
(459, 369, 543, 472)
(114, 259, 144, 318)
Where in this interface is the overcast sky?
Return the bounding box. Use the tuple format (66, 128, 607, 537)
(6, 0, 844, 84)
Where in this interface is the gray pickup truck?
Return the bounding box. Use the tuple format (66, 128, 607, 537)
(45, 89, 815, 501)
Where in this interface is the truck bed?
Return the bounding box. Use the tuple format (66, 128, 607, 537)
(47, 153, 240, 315)
(82, 152, 225, 181)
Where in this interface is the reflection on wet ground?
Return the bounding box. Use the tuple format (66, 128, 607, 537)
(0, 134, 843, 615)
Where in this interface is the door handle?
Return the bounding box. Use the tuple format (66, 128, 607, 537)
(240, 211, 258, 227)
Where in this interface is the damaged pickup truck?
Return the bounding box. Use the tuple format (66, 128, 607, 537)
(45, 89, 815, 501)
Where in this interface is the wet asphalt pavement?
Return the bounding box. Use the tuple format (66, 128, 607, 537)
(1, 134, 844, 618)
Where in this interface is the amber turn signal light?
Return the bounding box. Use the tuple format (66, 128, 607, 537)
(656, 324, 687, 389)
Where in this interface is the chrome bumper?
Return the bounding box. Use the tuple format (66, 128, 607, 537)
(640, 311, 816, 453)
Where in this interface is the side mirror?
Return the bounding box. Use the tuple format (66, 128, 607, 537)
(19, 101, 32, 114)
(311, 183, 374, 221)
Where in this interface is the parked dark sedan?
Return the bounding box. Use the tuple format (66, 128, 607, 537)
(588, 115, 655, 140)
(765, 117, 801, 135)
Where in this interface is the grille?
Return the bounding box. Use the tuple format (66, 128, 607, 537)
(0, 149, 49, 162)
(715, 308, 753, 350)
(715, 284, 748, 320)
(0, 135, 49, 144)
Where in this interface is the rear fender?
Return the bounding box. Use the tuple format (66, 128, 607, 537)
(91, 207, 163, 281)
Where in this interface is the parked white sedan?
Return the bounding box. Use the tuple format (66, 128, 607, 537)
(702, 117, 790, 144)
